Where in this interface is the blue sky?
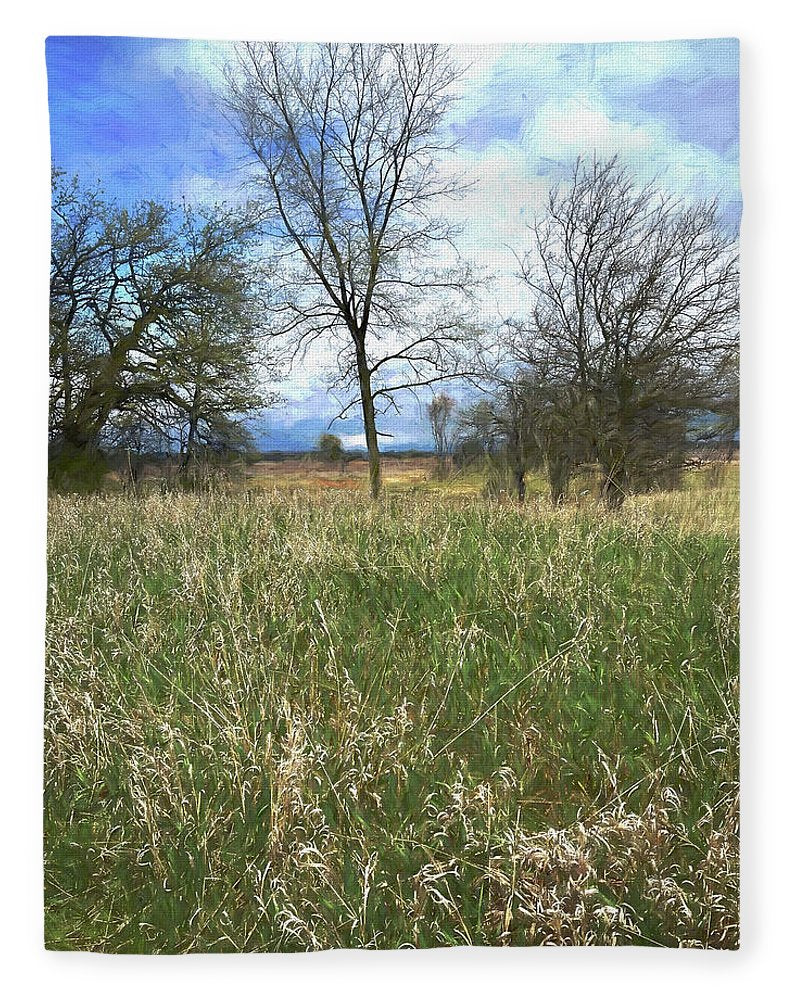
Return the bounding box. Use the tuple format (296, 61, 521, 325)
(46, 37, 740, 450)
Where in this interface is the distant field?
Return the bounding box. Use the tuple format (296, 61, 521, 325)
(45, 474, 739, 951)
(245, 454, 482, 494)
(245, 454, 738, 502)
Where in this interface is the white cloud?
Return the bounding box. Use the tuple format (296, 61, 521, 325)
(339, 433, 368, 449)
(528, 92, 656, 160)
(149, 39, 234, 87)
(433, 42, 739, 327)
(170, 169, 246, 206)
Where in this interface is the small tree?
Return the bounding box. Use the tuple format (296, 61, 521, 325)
(104, 411, 156, 489)
(468, 374, 590, 503)
(317, 432, 345, 470)
(159, 304, 278, 478)
(427, 393, 456, 477)
(455, 400, 498, 464)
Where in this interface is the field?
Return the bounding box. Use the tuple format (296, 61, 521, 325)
(45, 467, 739, 951)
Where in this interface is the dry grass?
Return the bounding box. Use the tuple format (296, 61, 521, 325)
(45, 479, 738, 951)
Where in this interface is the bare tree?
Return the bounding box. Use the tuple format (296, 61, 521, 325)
(455, 399, 498, 464)
(427, 392, 455, 477)
(489, 375, 591, 503)
(224, 42, 477, 498)
(512, 157, 739, 507)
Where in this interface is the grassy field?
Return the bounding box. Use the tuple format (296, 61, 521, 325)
(45, 471, 739, 951)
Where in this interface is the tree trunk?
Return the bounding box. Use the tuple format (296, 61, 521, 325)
(181, 411, 199, 474)
(64, 312, 160, 468)
(356, 351, 382, 500)
(49, 427, 107, 492)
(125, 447, 140, 492)
(61, 330, 72, 421)
(514, 464, 526, 502)
(547, 455, 570, 506)
(600, 456, 628, 509)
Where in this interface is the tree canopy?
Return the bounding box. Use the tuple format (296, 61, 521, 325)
(49, 171, 277, 487)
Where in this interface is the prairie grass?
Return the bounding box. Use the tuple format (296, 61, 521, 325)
(45, 480, 738, 951)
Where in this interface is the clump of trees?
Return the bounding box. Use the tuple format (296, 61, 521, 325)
(494, 157, 739, 507)
(49, 170, 278, 489)
(454, 376, 588, 503)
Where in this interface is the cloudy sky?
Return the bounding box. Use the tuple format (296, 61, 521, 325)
(46, 37, 739, 451)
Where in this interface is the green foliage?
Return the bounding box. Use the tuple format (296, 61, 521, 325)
(46, 487, 738, 951)
(317, 432, 344, 465)
(49, 171, 273, 478)
(48, 443, 108, 493)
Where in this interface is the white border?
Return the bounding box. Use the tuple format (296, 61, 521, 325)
(1, 2, 788, 997)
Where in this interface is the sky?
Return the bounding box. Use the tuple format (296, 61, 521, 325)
(46, 37, 740, 451)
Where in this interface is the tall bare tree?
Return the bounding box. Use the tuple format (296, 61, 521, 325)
(224, 42, 476, 498)
(512, 157, 739, 507)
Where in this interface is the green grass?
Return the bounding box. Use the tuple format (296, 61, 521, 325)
(45, 481, 739, 951)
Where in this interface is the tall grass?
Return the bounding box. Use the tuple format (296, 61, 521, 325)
(45, 485, 738, 951)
